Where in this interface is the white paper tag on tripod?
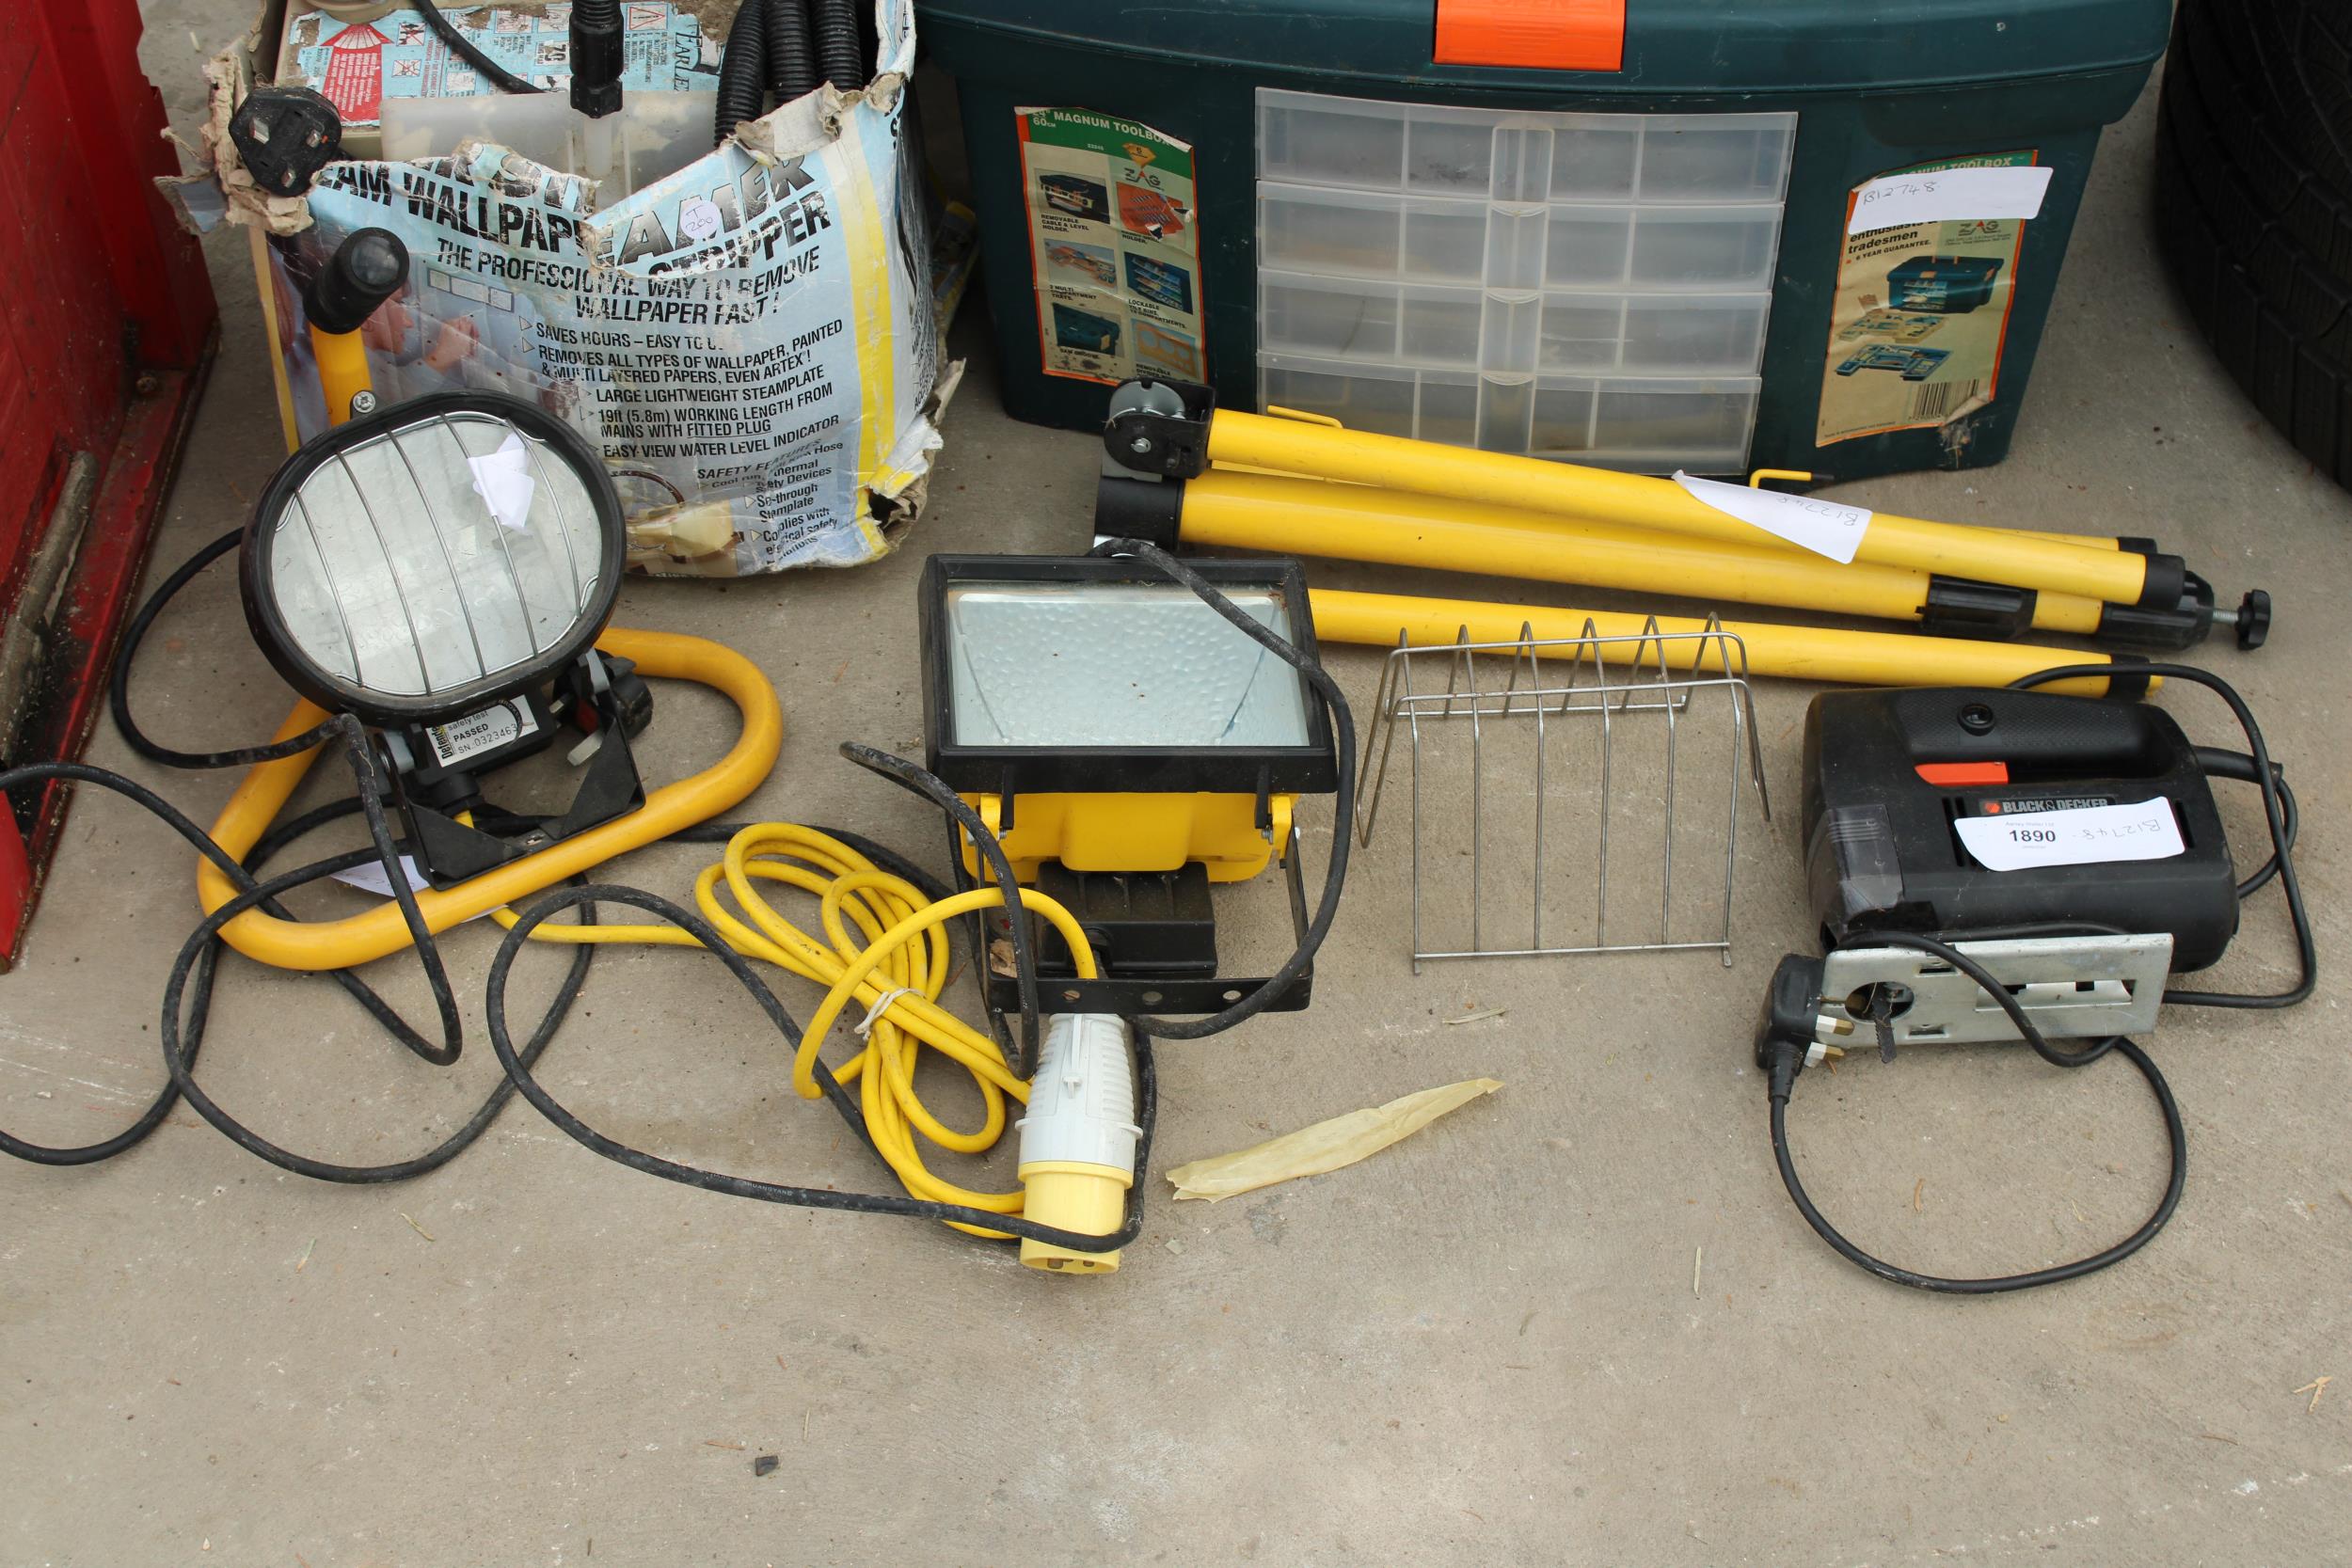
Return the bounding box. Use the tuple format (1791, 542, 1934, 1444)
(1954, 800, 2185, 872)
(1673, 471, 1872, 563)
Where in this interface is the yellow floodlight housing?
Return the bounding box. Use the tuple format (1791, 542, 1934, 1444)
(917, 552, 1339, 1016)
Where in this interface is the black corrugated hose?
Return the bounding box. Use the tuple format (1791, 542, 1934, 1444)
(715, 0, 871, 145)
(768, 0, 822, 106)
(714, 0, 771, 138)
(808, 0, 866, 92)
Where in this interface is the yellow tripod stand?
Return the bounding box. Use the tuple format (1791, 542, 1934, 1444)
(1095, 380, 2268, 664)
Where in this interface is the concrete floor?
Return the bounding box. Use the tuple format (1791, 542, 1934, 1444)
(4, 9, 2349, 1565)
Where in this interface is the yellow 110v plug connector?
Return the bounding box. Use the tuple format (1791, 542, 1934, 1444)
(1017, 1013, 1144, 1273)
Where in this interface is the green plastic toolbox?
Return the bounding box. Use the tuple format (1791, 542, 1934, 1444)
(915, 0, 2169, 479)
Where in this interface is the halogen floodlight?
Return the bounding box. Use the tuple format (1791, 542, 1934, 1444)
(242, 393, 623, 725)
(918, 553, 1338, 1015)
(240, 392, 649, 887)
(921, 554, 1335, 797)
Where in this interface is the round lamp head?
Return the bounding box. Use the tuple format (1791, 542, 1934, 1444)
(241, 393, 626, 728)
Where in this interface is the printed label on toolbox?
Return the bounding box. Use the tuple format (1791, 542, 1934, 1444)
(1014, 108, 1204, 386)
(1818, 151, 2037, 447)
(1848, 166, 2053, 236)
(1953, 799, 2185, 873)
(427, 700, 541, 768)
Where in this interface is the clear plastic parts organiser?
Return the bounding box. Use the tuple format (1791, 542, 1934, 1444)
(1256, 89, 1796, 472)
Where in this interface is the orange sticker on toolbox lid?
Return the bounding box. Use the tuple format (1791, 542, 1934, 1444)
(1434, 0, 1625, 71)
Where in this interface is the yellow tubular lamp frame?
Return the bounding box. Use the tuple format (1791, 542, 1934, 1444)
(310, 323, 374, 427)
(1204, 408, 2156, 608)
(198, 627, 784, 971)
(1177, 468, 2112, 640)
(1307, 589, 2154, 697)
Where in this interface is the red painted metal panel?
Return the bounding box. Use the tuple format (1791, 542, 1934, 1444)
(0, 0, 217, 969)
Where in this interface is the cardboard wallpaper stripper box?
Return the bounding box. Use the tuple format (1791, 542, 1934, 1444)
(177, 0, 972, 578)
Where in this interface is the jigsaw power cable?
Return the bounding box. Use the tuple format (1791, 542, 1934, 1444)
(1762, 662, 2313, 1294)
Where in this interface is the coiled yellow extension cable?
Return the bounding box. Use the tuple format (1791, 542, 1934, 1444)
(485, 823, 1095, 1240)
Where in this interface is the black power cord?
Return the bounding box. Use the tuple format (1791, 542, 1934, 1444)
(481, 884, 1160, 1255)
(12, 521, 1368, 1263)
(409, 1, 539, 96)
(1085, 538, 1358, 1043)
(475, 541, 1352, 1243)
(1765, 932, 2185, 1296)
(1763, 662, 2312, 1294)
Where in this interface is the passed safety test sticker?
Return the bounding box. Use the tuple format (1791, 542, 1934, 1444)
(1953, 799, 2185, 872)
(1013, 108, 1205, 387)
(1818, 151, 2040, 447)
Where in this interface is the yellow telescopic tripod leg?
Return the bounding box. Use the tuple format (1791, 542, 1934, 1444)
(1178, 469, 2110, 639)
(1307, 589, 2153, 698)
(1204, 408, 2161, 608)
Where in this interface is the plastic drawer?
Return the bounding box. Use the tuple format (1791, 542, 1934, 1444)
(1527, 374, 1757, 470)
(1482, 204, 1549, 291)
(1544, 206, 1635, 287)
(1401, 286, 1485, 367)
(1258, 184, 1406, 278)
(1404, 103, 1502, 196)
(1619, 293, 1771, 372)
(1402, 198, 1490, 282)
(1259, 94, 1406, 189)
(1261, 271, 1495, 369)
(1591, 376, 1762, 458)
(1259, 272, 1403, 360)
(1532, 380, 1597, 454)
(1626, 206, 1784, 289)
(1415, 375, 1480, 447)
(1258, 182, 1494, 283)
(1632, 113, 1798, 202)
(1258, 89, 1791, 209)
(1537, 295, 1627, 372)
(1259, 354, 1761, 473)
(1258, 354, 1475, 443)
(1545, 118, 1645, 200)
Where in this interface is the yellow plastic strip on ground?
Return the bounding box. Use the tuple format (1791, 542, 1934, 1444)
(1166, 1079, 1504, 1202)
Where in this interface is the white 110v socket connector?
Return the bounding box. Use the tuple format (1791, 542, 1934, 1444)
(1017, 1014, 1142, 1273)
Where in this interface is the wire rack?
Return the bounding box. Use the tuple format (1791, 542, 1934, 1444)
(1355, 616, 1770, 972)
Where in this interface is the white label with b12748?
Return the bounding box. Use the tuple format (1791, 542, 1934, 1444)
(1672, 471, 1873, 563)
(1953, 799, 2185, 872)
(1848, 165, 2054, 234)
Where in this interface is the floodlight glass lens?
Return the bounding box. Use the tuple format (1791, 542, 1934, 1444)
(263, 408, 606, 700)
(946, 581, 1311, 748)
